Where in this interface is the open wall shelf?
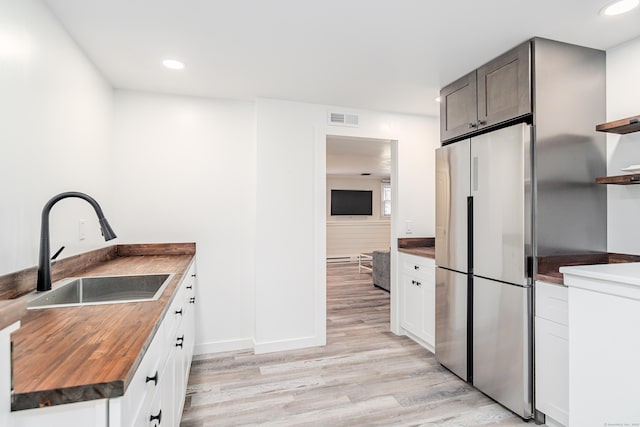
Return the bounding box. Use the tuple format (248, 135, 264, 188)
(595, 115, 640, 184)
(596, 115, 640, 134)
(596, 174, 640, 185)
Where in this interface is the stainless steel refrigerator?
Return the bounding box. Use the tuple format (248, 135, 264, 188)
(435, 123, 533, 419)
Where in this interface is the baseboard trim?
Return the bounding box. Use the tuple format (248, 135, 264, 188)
(194, 338, 254, 355)
(326, 256, 355, 264)
(253, 335, 324, 354)
(403, 329, 435, 354)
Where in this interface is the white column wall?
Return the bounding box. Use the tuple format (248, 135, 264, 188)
(255, 99, 438, 352)
(111, 91, 257, 354)
(0, 0, 114, 276)
(606, 36, 640, 254)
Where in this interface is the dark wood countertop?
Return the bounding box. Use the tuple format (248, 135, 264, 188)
(397, 237, 435, 259)
(0, 299, 27, 331)
(3, 243, 195, 411)
(398, 247, 435, 259)
(535, 252, 640, 286)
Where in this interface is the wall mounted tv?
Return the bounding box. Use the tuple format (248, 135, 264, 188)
(331, 190, 373, 216)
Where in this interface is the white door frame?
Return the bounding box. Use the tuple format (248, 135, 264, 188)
(314, 129, 401, 346)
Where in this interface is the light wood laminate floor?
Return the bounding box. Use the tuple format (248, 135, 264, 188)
(180, 263, 531, 426)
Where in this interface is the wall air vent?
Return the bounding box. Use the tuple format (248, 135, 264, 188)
(328, 112, 359, 127)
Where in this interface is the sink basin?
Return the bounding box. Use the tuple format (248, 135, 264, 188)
(27, 273, 174, 309)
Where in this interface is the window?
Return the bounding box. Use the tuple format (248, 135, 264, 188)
(381, 182, 391, 217)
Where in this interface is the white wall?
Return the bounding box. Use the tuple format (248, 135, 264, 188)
(111, 91, 256, 354)
(0, 0, 114, 276)
(0, 1, 438, 356)
(606, 36, 640, 254)
(255, 99, 438, 352)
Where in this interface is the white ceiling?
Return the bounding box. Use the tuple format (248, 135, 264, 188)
(326, 135, 391, 177)
(44, 0, 640, 116)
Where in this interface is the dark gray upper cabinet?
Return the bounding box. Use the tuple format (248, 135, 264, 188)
(477, 42, 531, 129)
(440, 71, 477, 142)
(440, 41, 531, 142)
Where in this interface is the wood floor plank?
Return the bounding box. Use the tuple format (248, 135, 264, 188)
(181, 262, 532, 426)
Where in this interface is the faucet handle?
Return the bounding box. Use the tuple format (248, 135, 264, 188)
(51, 246, 65, 261)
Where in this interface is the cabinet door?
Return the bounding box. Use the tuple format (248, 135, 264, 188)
(174, 331, 186, 425)
(534, 317, 568, 426)
(421, 265, 435, 348)
(401, 273, 423, 337)
(440, 71, 477, 142)
(477, 42, 531, 129)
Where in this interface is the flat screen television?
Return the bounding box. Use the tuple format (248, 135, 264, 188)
(331, 190, 373, 216)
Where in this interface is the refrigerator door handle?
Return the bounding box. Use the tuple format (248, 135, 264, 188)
(472, 156, 479, 192)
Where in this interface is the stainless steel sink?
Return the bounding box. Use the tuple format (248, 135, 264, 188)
(27, 273, 174, 309)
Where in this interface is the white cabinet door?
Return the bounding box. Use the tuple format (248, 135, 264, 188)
(1, 322, 19, 427)
(10, 399, 109, 427)
(534, 281, 568, 426)
(566, 271, 640, 427)
(421, 271, 435, 347)
(401, 272, 423, 335)
(535, 317, 568, 426)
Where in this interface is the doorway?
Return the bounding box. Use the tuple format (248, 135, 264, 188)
(325, 135, 395, 328)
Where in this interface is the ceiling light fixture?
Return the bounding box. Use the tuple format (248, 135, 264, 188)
(600, 0, 639, 15)
(435, 96, 441, 103)
(162, 59, 185, 70)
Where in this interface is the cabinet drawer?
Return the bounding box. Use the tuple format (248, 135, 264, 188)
(535, 281, 568, 326)
(402, 255, 434, 280)
(535, 316, 568, 425)
(115, 321, 165, 426)
(164, 286, 186, 346)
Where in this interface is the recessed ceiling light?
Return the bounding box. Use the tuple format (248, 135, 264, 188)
(162, 59, 185, 70)
(601, 0, 639, 15)
(435, 96, 441, 103)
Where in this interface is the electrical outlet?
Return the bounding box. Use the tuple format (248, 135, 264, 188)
(405, 220, 413, 234)
(79, 219, 86, 241)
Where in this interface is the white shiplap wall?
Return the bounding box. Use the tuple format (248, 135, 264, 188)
(326, 220, 391, 259)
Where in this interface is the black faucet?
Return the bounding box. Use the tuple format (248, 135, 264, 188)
(37, 192, 117, 292)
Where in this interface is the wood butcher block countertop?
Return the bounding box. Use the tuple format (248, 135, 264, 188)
(2, 243, 196, 411)
(397, 237, 435, 259)
(536, 252, 640, 285)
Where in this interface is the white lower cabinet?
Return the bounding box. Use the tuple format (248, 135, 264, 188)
(399, 253, 435, 351)
(561, 264, 640, 427)
(10, 261, 197, 427)
(118, 261, 197, 427)
(534, 280, 568, 427)
(1, 322, 21, 427)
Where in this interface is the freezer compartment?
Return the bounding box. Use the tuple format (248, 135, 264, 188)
(435, 267, 469, 381)
(473, 276, 532, 419)
(435, 139, 470, 272)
